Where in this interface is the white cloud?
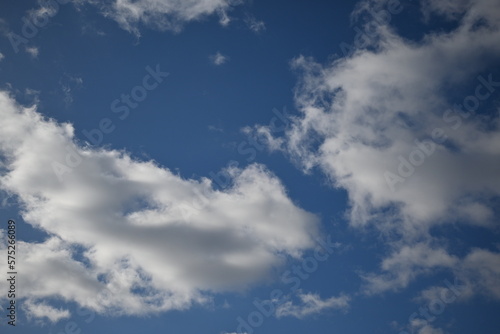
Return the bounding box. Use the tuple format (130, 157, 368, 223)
(409, 319, 445, 334)
(23, 300, 71, 323)
(255, 0, 500, 296)
(218, 7, 232, 26)
(362, 243, 459, 294)
(367, 246, 500, 300)
(263, 0, 500, 231)
(59, 74, 83, 107)
(459, 248, 500, 299)
(0, 52, 4, 61)
(28, 0, 60, 22)
(210, 52, 228, 65)
(275, 292, 350, 318)
(245, 16, 265, 33)
(0, 90, 319, 320)
(83, 0, 240, 36)
(416, 250, 500, 306)
(25, 46, 39, 58)
(208, 125, 224, 132)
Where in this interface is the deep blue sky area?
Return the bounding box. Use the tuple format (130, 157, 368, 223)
(0, 0, 499, 334)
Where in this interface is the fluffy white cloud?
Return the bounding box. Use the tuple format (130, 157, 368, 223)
(275, 292, 350, 319)
(83, 0, 240, 35)
(0, 90, 319, 320)
(260, 0, 500, 231)
(255, 0, 500, 296)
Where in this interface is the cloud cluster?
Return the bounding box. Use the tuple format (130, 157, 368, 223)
(0, 90, 319, 319)
(83, 0, 240, 35)
(255, 0, 500, 300)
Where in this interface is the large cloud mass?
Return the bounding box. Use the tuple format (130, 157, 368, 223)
(255, 0, 500, 299)
(0, 91, 319, 318)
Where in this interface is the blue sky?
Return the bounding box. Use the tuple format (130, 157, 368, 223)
(0, 0, 499, 333)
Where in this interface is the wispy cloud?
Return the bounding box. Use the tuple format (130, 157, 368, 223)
(25, 46, 39, 58)
(275, 292, 350, 319)
(210, 52, 229, 66)
(82, 0, 239, 36)
(59, 74, 83, 107)
(208, 125, 224, 132)
(245, 16, 266, 33)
